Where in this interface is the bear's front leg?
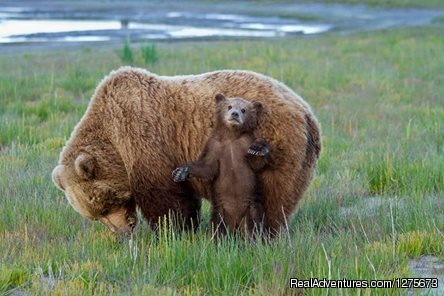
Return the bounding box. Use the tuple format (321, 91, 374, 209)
(172, 160, 217, 182)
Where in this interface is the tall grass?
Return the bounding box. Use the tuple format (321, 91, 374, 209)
(118, 39, 134, 64)
(0, 27, 443, 294)
(365, 153, 442, 195)
(141, 43, 159, 65)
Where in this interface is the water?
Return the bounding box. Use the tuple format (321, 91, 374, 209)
(0, 19, 119, 43)
(0, 8, 331, 44)
(0, 1, 442, 44)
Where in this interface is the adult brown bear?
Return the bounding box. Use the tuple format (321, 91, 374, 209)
(52, 67, 321, 235)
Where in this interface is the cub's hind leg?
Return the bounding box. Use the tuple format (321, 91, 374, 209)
(210, 205, 227, 239)
(245, 193, 267, 239)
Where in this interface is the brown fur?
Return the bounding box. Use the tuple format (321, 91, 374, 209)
(173, 94, 269, 236)
(52, 67, 322, 235)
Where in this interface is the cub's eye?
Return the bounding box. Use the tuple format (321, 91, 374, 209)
(228, 106, 232, 110)
(101, 209, 109, 216)
(241, 109, 246, 113)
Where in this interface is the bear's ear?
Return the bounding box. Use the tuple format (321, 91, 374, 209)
(75, 153, 96, 180)
(253, 102, 263, 114)
(52, 165, 66, 191)
(215, 93, 226, 103)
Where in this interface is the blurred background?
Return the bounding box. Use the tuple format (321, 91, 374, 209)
(1, 0, 443, 47)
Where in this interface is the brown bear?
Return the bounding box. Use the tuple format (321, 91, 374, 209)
(52, 67, 321, 236)
(172, 94, 270, 237)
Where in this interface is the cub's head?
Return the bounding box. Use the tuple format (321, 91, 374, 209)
(52, 145, 137, 235)
(215, 93, 263, 132)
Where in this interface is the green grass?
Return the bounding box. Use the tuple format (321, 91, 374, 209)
(0, 27, 443, 295)
(141, 43, 159, 65)
(117, 39, 134, 64)
(117, 41, 160, 65)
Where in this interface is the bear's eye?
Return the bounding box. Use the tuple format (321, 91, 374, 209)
(241, 109, 246, 113)
(228, 106, 232, 110)
(101, 208, 109, 216)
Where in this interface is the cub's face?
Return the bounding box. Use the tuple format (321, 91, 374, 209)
(215, 94, 262, 131)
(52, 149, 137, 235)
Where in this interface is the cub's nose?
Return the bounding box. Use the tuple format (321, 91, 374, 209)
(129, 221, 136, 230)
(231, 111, 239, 117)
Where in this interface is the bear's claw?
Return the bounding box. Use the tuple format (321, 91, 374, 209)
(172, 166, 190, 182)
(247, 140, 270, 157)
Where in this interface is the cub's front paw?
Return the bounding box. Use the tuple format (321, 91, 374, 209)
(248, 139, 270, 156)
(172, 166, 190, 182)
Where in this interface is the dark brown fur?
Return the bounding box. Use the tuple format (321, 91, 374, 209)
(173, 95, 269, 236)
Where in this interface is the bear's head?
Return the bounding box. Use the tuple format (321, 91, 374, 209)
(215, 93, 262, 132)
(52, 145, 137, 235)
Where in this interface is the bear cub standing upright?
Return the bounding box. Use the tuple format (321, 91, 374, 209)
(172, 93, 270, 237)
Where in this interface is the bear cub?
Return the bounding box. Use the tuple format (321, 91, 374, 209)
(172, 93, 270, 237)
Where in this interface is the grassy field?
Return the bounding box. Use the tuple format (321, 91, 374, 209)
(0, 26, 443, 295)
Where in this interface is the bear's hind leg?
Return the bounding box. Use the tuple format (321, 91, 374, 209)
(260, 169, 308, 237)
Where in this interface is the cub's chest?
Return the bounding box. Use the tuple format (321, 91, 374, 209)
(216, 138, 252, 169)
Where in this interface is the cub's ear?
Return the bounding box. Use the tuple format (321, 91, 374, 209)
(52, 165, 66, 191)
(253, 102, 263, 114)
(75, 153, 96, 180)
(215, 93, 226, 103)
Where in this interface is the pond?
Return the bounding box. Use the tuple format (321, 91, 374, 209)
(0, 1, 442, 44)
(0, 11, 331, 43)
